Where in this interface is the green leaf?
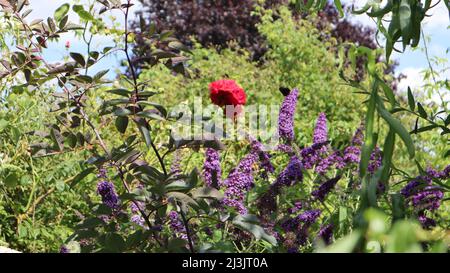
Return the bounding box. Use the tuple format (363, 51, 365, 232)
(334, 0, 344, 17)
(168, 238, 188, 252)
(232, 214, 277, 246)
(417, 103, 427, 119)
(115, 116, 128, 134)
(399, 0, 412, 49)
(136, 111, 166, 121)
(359, 91, 376, 178)
(73, 5, 94, 21)
(70, 52, 85, 67)
(105, 233, 126, 253)
(106, 89, 131, 97)
(166, 192, 198, 211)
(376, 75, 396, 108)
(135, 118, 152, 149)
(376, 96, 415, 158)
(50, 128, 64, 151)
(70, 167, 95, 188)
(407, 87, 415, 111)
(380, 130, 395, 183)
(0, 119, 8, 131)
(4, 172, 19, 188)
(318, 230, 361, 253)
(114, 108, 131, 117)
(78, 217, 105, 229)
(191, 187, 224, 201)
(391, 193, 405, 222)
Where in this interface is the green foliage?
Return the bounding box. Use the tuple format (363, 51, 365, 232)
(0, 91, 93, 252)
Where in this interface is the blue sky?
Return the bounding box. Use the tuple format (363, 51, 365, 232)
(29, 0, 450, 94)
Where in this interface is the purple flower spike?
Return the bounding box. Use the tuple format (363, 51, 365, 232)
(96, 168, 119, 210)
(343, 125, 365, 165)
(168, 211, 188, 240)
(313, 112, 328, 146)
(203, 148, 222, 188)
(273, 156, 303, 190)
(311, 176, 341, 201)
(287, 201, 303, 214)
(318, 224, 333, 245)
(297, 209, 321, 226)
(278, 88, 299, 141)
(251, 140, 274, 177)
(418, 213, 437, 229)
(368, 146, 382, 174)
(222, 153, 258, 214)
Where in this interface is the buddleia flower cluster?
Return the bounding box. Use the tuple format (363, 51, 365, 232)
(281, 209, 322, 251)
(168, 211, 188, 240)
(278, 88, 299, 141)
(96, 167, 120, 210)
(187, 87, 448, 252)
(401, 165, 449, 229)
(202, 148, 222, 188)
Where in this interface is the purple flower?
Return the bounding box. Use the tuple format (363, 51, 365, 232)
(273, 156, 303, 190)
(97, 175, 119, 210)
(401, 171, 444, 227)
(257, 187, 278, 215)
(251, 140, 274, 177)
(300, 142, 328, 169)
(313, 112, 328, 147)
(351, 124, 365, 146)
(278, 88, 299, 141)
(287, 201, 303, 214)
(411, 188, 443, 211)
(131, 214, 145, 227)
(281, 210, 321, 246)
(368, 147, 382, 174)
(418, 213, 437, 229)
(318, 224, 333, 245)
(427, 165, 450, 180)
(343, 145, 361, 164)
(170, 150, 183, 176)
(297, 209, 321, 226)
(401, 177, 429, 197)
(168, 211, 187, 240)
(276, 144, 294, 153)
(281, 217, 300, 232)
(287, 247, 298, 253)
(203, 148, 222, 188)
(315, 151, 344, 174)
(59, 245, 69, 253)
(311, 176, 341, 201)
(130, 202, 146, 228)
(343, 125, 365, 164)
(222, 153, 258, 214)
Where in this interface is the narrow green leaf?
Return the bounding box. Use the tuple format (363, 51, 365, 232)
(407, 87, 415, 111)
(380, 130, 395, 184)
(399, 0, 412, 49)
(376, 96, 415, 158)
(360, 91, 376, 178)
(417, 103, 427, 119)
(334, 0, 344, 17)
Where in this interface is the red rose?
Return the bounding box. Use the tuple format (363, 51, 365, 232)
(209, 79, 246, 107)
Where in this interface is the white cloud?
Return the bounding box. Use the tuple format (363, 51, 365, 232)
(422, 1, 450, 31)
(397, 67, 424, 92)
